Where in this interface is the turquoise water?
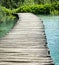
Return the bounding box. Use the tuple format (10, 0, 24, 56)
(0, 18, 18, 38)
(38, 15, 59, 65)
(0, 22, 14, 38)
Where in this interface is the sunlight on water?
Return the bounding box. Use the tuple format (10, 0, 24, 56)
(38, 15, 59, 65)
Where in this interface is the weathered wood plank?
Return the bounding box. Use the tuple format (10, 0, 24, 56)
(0, 13, 54, 65)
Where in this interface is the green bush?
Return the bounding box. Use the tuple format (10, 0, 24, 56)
(2, 7, 12, 15)
(51, 2, 59, 10)
(50, 10, 59, 15)
(1, 2, 59, 15)
(49, 2, 59, 15)
(0, 6, 16, 23)
(13, 4, 51, 14)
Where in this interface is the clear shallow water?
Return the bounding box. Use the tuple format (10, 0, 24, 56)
(0, 18, 18, 38)
(0, 22, 14, 38)
(38, 15, 59, 65)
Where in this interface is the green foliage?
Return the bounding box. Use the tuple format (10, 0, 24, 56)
(50, 10, 59, 15)
(0, 0, 59, 15)
(11, 2, 59, 15)
(51, 2, 59, 10)
(50, 2, 59, 15)
(0, 0, 59, 9)
(12, 4, 51, 14)
(0, 0, 25, 9)
(2, 7, 12, 15)
(24, 0, 34, 5)
(0, 6, 16, 23)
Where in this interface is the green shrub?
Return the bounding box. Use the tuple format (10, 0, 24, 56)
(51, 2, 59, 10)
(2, 7, 12, 15)
(44, 4, 51, 14)
(13, 4, 51, 14)
(51, 10, 59, 15)
(2, 2, 59, 15)
(0, 6, 16, 23)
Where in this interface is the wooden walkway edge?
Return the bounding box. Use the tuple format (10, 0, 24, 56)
(0, 13, 54, 65)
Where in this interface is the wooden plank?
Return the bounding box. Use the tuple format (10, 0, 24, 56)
(0, 13, 54, 65)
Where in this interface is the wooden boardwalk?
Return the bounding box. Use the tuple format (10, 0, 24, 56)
(0, 13, 54, 65)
